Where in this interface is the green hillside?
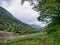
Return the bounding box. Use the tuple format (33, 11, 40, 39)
(0, 6, 39, 34)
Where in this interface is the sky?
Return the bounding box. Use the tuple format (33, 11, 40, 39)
(0, 0, 46, 27)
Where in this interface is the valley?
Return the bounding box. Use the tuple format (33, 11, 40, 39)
(0, 1, 60, 45)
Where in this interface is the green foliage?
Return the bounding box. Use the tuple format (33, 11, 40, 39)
(21, 0, 60, 23)
(21, 0, 60, 45)
(36, 0, 60, 22)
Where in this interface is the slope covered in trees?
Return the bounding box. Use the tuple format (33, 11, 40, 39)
(0, 6, 38, 34)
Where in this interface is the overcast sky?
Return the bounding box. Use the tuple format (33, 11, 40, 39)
(0, 0, 45, 27)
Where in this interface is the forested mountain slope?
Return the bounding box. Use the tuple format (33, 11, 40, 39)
(0, 6, 38, 34)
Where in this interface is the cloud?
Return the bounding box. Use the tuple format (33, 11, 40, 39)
(0, 0, 45, 26)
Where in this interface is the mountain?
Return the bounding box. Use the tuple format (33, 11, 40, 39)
(0, 6, 30, 26)
(30, 24, 42, 29)
(0, 6, 38, 34)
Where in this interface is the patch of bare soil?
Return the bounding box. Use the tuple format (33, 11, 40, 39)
(0, 31, 19, 40)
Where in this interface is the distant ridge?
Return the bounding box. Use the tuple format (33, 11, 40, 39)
(30, 24, 42, 29)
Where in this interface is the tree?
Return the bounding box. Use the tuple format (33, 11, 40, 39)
(21, 0, 60, 45)
(21, 0, 60, 23)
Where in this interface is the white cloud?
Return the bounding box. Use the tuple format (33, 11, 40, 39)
(0, 0, 45, 26)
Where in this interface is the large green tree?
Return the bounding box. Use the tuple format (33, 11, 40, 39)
(21, 0, 60, 45)
(21, 0, 60, 23)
